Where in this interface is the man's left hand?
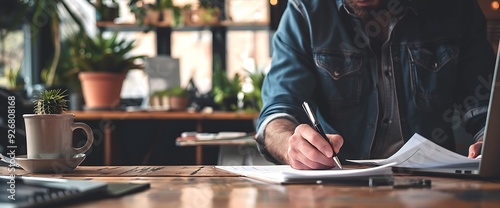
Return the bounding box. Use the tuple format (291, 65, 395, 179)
(468, 140, 483, 158)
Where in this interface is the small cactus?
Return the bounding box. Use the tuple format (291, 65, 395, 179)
(34, 89, 68, 115)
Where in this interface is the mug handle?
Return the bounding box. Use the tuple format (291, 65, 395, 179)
(71, 122, 94, 154)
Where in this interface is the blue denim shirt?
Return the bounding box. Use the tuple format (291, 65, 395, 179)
(256, 0, 495, 163)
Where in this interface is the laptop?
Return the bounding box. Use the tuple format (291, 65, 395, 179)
(0, 176, 107, 208)
(405, 44, 500, 179)
(0, 176, 150, 208)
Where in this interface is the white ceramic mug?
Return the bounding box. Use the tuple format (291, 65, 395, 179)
(23, 114, 94, 159)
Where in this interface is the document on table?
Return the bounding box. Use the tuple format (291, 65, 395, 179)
(216, 163, 394, 184)
(347, 133, 480, 168)
(176, 133, 255, 146)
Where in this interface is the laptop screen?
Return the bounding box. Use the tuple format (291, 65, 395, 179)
(477, 42, 500, 178)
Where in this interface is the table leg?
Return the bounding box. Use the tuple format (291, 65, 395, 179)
(142, 121, 168, 165)
(104, 121, 112, 166)
(195, 146, 203, 165)
(196, 120, 203, 165)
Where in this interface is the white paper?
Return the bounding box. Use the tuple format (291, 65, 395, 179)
(216, 163, 394, 184)
(347, 133, 480, 168)
(196, 132, 248, 140)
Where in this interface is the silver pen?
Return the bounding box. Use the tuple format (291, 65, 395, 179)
(302, 101, 343, 169)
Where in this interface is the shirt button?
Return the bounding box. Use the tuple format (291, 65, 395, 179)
(333, 71, 340, 77)
(433, 62, 438, 68)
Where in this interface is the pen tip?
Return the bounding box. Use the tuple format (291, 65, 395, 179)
(333, 156, 343, 170)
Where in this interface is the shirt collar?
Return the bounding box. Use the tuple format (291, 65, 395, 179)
(336, 0, 344, 11)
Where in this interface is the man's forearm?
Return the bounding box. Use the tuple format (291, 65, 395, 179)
(264, 118, 298, 164)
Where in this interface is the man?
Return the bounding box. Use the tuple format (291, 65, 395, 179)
(256, 0, 494, 169)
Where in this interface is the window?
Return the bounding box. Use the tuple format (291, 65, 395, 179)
(0, 30, 25, 90)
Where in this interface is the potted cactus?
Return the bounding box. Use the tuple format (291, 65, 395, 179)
(23, 89, 94, 160)
(23, 89, 71, 139)
(32, 89, 69, 115)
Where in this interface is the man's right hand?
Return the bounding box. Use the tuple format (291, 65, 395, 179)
(263, 118, 344, 170)
(287, 124, 344, 170)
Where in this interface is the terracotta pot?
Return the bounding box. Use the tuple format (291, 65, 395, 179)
(158, 9, 173, 26)
(169, 96, 188, 111)
(78, 72, 126, 109)
(194, 8, 220, 25)
(145, 9, 173, 26)
(182, 8, 194, 25)
(145, 9, 160, 25)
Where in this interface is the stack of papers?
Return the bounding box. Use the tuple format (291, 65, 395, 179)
(217, 163, 394, 184)
(347, 133, 480, 168)
(217, 133, 480, 184)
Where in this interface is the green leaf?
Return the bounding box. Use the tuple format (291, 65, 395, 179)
(70, 31, 145, 73)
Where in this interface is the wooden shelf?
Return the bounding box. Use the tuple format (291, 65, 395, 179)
(70, 110, 259, 120)
(96, 21, 270, 32)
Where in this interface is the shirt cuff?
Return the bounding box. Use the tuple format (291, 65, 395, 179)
(255, 113, 299, 164)
(473, 127, 485, 142)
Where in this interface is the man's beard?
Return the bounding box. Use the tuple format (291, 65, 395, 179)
(345, 0, 387, 22)
(345, 0, 391, 42)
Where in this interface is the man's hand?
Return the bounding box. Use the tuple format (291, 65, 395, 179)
(287, 124, 344, 170)
(468, 140, 483, 158)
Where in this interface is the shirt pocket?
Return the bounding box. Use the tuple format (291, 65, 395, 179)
(407, 39, 459, 111)
(314, 48, 363, 117)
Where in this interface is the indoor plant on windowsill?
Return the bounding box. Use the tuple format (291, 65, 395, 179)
(70, 31, 145, 110)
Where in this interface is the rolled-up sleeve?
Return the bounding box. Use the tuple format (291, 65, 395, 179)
(254, 113, 298, 164)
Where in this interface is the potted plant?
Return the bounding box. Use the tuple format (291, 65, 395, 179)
(212, 57, 242, 111)
(197, 0, 221, 25)
(149, 90, 170, 109)
(181, 4, 194, 26)
(23, 89, 94, 169)
(130, 0, 178, 27)
(243, 68, 265, 113)
(71, 31, 145, 110)
(166, 86, 189, 111)
(147, 0, 174, 26)
(129, 0, 148, 26)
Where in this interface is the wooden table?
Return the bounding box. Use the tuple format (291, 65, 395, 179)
(3, 166, 500, 207)
(69, 111, 258, 165)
